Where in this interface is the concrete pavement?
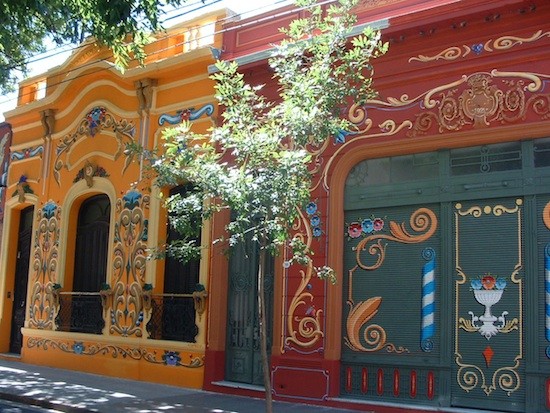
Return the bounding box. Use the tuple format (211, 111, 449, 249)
(0, 357, 358, 412)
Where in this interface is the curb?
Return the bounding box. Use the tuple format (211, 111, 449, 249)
(0, 391, 95, 412)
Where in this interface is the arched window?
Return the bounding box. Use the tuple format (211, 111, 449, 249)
(147, 185, 200, 342)
(60, 194, 110, 334)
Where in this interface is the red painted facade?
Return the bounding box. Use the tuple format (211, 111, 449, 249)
(205, 1, 550, 412)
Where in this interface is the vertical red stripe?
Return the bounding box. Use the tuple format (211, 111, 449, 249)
(410, 370, 417, 398)
(361, 368, 368, 394)
(546, 378, 550, 409)
(393, 369, 400, 396)
(346, 367, 352, 392)
(377, 368, 384, 395)
(427, 371, 435, 400)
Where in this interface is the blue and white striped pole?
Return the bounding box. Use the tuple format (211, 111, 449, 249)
(421, 248, 436, 352)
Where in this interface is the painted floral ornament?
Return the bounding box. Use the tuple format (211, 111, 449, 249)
(468, 274, 508, 340)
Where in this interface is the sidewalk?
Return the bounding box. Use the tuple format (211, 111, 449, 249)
(0, 358, 358, 413)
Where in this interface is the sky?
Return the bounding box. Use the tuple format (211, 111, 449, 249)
(0, 0, 291, 122)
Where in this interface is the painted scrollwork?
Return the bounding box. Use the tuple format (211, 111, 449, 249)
(53, 107, 135, 186)
(409, 30, 550, 63)
(345, 208, 437, 353)
(454, 200, 523, 396)
(354, 207, 438, 270)
(29, 201, 61, 329)
(26, 337, 204, 368)
(110, 189, 150, 337)
(456, 353, 521, 396)
(408, 71, 550, 137)
(284, 210, 324, 351)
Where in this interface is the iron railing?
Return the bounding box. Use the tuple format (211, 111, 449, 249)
(55, 292, 104, 334)
(146, 294, 198, 343)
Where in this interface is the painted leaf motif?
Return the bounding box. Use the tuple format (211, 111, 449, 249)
(346, 297, 382, 351)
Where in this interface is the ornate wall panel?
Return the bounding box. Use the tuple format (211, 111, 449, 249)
(110, 189, 150, 337)
(28, 201, 61, 329)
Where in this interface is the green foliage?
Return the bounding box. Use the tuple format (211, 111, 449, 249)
(139, 0, 387, 284)
(0, 0, 185, 93)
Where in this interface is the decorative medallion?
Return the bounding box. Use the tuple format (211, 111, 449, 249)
(73, 162, 109, 187)
(53, 107, 135, 186)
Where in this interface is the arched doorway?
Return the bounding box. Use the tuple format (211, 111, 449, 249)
(340, 138, 550, 412)
(9, 206, 33, 354)
(71, 194, 110, 334)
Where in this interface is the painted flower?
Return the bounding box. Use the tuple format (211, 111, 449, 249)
(482, 275, 496, 290)
(305, 202, 317, 215)
(373, 218, 384, 231)
(495, 277, 507, 290)
(470, 279, 483, 290)
(361, 219, 374, 234)
(348, 222, 362, 238)
(72, 342, 85, 355)
(312, 227, 322, 237)
(162, 351, 181, 366)
(471, 43, 483, 55)
(310, 215, 321, 227)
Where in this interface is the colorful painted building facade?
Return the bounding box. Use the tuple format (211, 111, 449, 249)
(204, 1, 550, 412)
(0, 10, 227, 388)
(1, 1, 550, 412)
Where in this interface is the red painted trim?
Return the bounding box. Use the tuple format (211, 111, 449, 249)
(377, 369, 384, 396)
(546, 378, 550, 409)
(427, 371, 435, 400)
(361, 368, 368, 394)
(393, 369, 400, 397)
(410, 370, 417, 399)
(346, 367, 352, 392)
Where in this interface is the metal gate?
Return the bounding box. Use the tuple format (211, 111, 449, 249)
(225, 233, 274, 385)
(341, 138, 550, 412)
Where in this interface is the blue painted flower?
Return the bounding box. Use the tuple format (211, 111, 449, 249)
(361, 218, 374, 234)
(18, 175, 27, 183)
(123, 190, 142, 210)
(334, 129, 354, 144)
(42, 202, 57, 219)
(312, 227, 322, 237)
(471, 43, 483, 55)
(495, 277, 507, 290)
(310, 215, 321, 226)
(305, 202, 317, 215)
(162, 351, 181, 366)
(72, 342, 85, 355)
(470, 279, 483, 290)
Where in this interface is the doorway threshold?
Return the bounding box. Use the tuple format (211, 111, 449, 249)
(0, 353, 21, 361)
(211, 380, 264, 393)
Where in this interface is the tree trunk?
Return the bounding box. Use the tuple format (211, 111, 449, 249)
(257, 247, 273, 413)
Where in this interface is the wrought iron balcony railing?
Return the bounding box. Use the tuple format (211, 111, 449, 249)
(146, 294, 198, 343)
(55, 292, 104, 334)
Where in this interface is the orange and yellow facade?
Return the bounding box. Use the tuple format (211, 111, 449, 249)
(2, 1, 550, 412)
(0, 9, 228, 388)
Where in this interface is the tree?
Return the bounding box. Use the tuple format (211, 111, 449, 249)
(138, 0, 387, 411)
(0, 0, 186, 93)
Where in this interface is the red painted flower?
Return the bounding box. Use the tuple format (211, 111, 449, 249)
(373, 218, 384, 231)
(482, 275, 496, 290)
(348, 222, 362, 238)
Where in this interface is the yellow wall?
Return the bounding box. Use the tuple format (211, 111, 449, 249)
(0, 10, 226, 388)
